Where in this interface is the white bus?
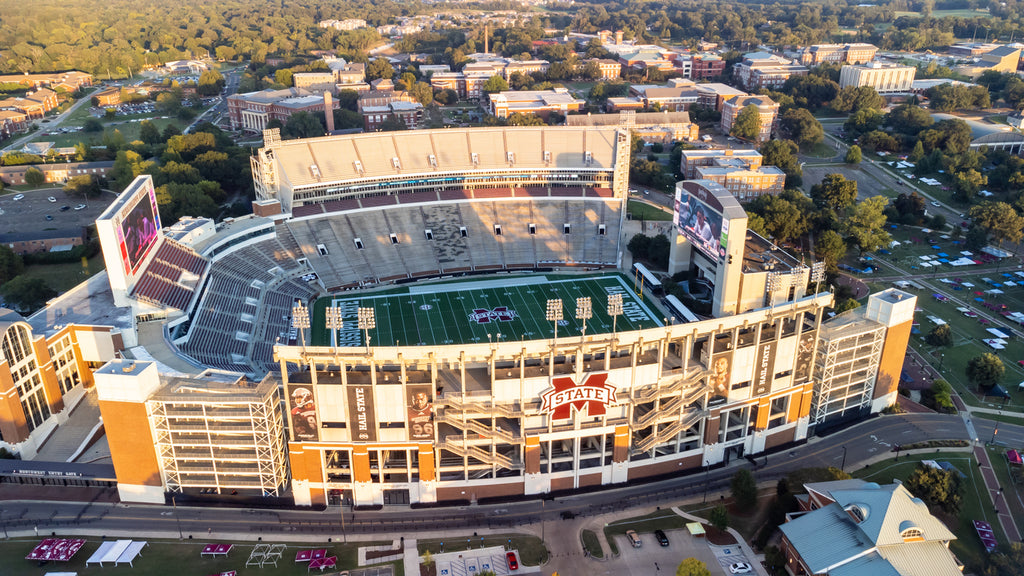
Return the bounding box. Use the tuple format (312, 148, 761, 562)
(632, 262, 662, 295)
(665, 294, 699, 323)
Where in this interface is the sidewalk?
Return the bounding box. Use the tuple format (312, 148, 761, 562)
(973, 444, 1022, 543)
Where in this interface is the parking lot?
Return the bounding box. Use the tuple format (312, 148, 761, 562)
(0, 188, 114, 235)
(592, 528, 735, 576)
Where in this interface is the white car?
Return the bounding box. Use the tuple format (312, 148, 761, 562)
(12, 194, 24, 201)
(48, 196, 57, 203)
(729, 563, 753, 574)
(930, 201, 940, 207)
(74, 204, 87, 211)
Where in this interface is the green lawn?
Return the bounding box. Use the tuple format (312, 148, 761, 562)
(603, 509, 689, 541)
(987, 443, 1024, 536)
(894, 8, 992, 18)
(805, 142, 837, 158)
(856, 453, 998, 570)
(580, 529, 603, 558)
(627, 199, 673, 221)
(310, 273, 664, 347)
(0, 538, 398, 576)
(21, 255, 105, 293)
(416, 534, 547, 566)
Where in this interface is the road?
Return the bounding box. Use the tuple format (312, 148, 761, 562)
(1, 91, 95, 153)
(2, 413, 1004, 543)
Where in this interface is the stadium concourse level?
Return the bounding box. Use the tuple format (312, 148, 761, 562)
(288, 190, 622, 292)
(175, 227, 317, 374)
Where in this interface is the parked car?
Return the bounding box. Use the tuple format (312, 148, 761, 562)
(930, 201, 941, 207)
(74, 204, 87, 210)
(654, 529, 669, 546)
(60, 205, 70, 212)
(505, 551, 518, 571)
(12, 194, 24, 200)
(48, 196, 57, 202)
(626, 530, 642, 548)
(45, 215, 53, 221)
(729, 563, 753, 574)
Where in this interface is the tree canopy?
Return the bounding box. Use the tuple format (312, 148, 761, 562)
(966, 353, 1004, 390)
(675, 558, 711, 576)
(730, 104, 762, 142)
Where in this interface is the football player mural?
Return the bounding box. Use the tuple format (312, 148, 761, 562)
(288, 385, 319, 442)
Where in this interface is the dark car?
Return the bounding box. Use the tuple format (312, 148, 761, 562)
(654, 529, 669, 546)
(60, 205, 70, 211)
(506, 551, 518, 571)
(45, 215, 53, 221)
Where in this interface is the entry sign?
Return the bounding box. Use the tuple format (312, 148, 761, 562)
(541, 373, 617, 419)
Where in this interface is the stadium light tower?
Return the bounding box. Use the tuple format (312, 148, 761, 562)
(292, 302, 310, 347)
(546, 299, 563, 378)
(607, 294, 623, 341)
(324, 306, 343, 348)
(357, 307, 376, 354)
(576, 296, 592, 342)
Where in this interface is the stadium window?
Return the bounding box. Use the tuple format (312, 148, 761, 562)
(424, 229, 433, 241)
(494, 224, 502, 236)
(390, 233, 399, 245)
(354, 238, 364, 250)
(471, 152, 479, 165)
(732, 381, 750, 391)
(584, 151, 593, 164)
(506, 152, 515, 164)
(392, 157, 401, 170)
(428, 154, 437, 167)
(316, 243, 329, 256)
(563, 223, 571, 235)
(353, 160, 363, 173)
(543, 151, 551, 163)
(528, 223, 537, 235)
(460, 226, 468, 238)
(598, 224, 606, 236)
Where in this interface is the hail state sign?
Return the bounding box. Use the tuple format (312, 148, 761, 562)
(541, 373, 617, 419)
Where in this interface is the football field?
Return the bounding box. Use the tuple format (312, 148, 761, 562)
(310, 274, 663, 347)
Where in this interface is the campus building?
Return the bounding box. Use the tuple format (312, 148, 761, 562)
(798, 43, 878, 66)
(720, 95, 779, 143)
(734, 53, 809, 91)
(487, 89, 585, 119)
(840, 62, 917, 94)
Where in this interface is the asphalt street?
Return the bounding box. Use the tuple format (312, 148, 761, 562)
(2, 413, 1009, 542)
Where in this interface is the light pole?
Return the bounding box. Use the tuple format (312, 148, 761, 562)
(357, 307, 376, 354)
(607, 294, 623, 341)
(576, 296, 592, 342)
(292, 302, 310, 347)
(325, 306, 343, 348)
(171, 495, 183, 540)
(546, 299, 563, 378)
(702, 459, 710, 503)
(840, 445, 847, 473)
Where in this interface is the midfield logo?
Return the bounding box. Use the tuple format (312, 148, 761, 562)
(467, 306, 517, 324)
(541, 373, 617, 419)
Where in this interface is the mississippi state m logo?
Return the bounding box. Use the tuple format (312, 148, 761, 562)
(541, 373, 617, 419)
(468, 306, 517, 324)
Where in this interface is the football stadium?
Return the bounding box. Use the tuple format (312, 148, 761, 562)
(0, 126, 916, 509)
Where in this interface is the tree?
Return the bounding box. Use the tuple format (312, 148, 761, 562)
(953, 169, 987, 203)
(63, 174, 101, 197)
(814, 230, 847, 272)
(844, 145, 862, 164)
(0, 275, 56, 313)
(196, 69, 225, 95)
(930, 379, 955, 413)
(281, 112, 325, 139)
(0, 244, 24, 285)
(366, 58, 394, 81)
(811, 173, 858, 212)
(906, 463, 963, 514)
(759, 139, 802, 188)
(966, 353, 1004, 390)
(709, 505, 729, 531)
(23, 167, 45, 187)
(908, 140, 926, 163)
(831, 85, 885, 113)
(843, 108, 883, 137)
(482, 75, 509, 94)
(731, 469, 757, 508)
(139, 120, 162, 145)
(926, 324, 953, 347)
(730, 104, 761, 142)
(780, 108, 824, 149)
(675, 558, 711, 576)
(627, 233, 652, 259)
(747, 195, 807, 243)
(965, 225, 989, 251)
(83, 117, 104, 133)
(834, 298, 861, 314)
(968, 202, 1024, 246)
(842, 196, 890, 254)
(378, 115, 409, 132)
(886, 104, 933, 136)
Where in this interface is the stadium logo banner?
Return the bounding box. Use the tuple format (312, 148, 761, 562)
(753, 341, 777, 396)
(288, 385, 319, 442)
(541, 373, 616, 419)
(347, 385, 378, 442)
(468, 306, 518, 324)
(407, 384, 434, 441)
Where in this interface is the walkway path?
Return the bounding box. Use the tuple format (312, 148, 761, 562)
(973, 444, 1022, 543)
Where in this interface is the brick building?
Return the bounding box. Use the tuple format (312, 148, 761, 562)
(721, 95, 779, 143)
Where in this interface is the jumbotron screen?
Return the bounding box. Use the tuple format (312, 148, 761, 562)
(674, 190, 724, 260)
(116, 183, 161, 276)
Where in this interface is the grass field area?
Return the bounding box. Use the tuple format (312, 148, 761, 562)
(0, 538, 399, 576)
(856, 452, 997, 569)
(416, 534, 547, 565)
(627, 199, 673, 221)
(603, 508, 690, 541)
(580, 529, 603, 558)
(310, 273, 664, 347)
(895, 9, 992, 18)
(987, 443, 1024, 535)
(21, 255, 105, 292)
(32, 117, 185, 148)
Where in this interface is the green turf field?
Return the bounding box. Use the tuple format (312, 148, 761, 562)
(310, 274, 664, 347)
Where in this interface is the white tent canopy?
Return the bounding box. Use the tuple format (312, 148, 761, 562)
(85, 540, 147, 567)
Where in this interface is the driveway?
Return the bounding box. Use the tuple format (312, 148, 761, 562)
(591, 529, 724, 576)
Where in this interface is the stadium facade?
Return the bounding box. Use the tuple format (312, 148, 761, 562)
(4, 126, 915, 508)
